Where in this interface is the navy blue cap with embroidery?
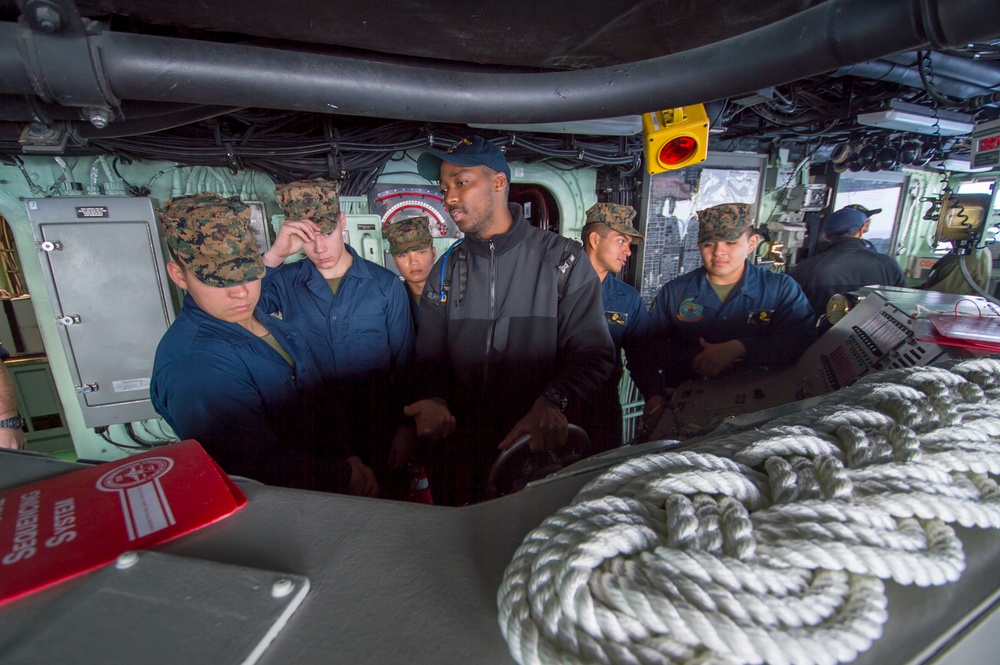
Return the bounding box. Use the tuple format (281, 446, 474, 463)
(417, 136, 511, 182)
(823, 207, 868, 236)
(846, 204, 882, 218)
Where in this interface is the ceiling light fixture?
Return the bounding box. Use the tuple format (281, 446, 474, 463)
(928, 158, 992, 173)
(856, 101, 974, 136)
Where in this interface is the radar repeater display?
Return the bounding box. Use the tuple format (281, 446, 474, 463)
(971, 118, 1000, 169)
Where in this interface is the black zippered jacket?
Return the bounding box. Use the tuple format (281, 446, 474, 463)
(415, 203, 614, 498)
(789, 236, 905, 315)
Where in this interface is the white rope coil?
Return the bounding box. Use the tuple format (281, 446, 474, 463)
(498, 358, 1000, 665)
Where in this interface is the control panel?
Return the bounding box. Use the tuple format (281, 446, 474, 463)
(666, 287, 986, 438)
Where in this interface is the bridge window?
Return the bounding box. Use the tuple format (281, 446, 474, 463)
(833, 171, 907, 255)
(638, 152, 766, 305)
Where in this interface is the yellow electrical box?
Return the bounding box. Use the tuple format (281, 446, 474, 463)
(642, 104, 710, 174)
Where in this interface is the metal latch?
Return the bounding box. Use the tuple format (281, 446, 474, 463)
(75, 383, 98, 394)
(38, 240, 63, 252)
(56, 314, 81, 326)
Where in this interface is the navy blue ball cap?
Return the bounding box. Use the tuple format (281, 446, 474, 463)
(823, 207, 868, 235)
(417, 136, 511, 182)
(846, 204, 882, 218)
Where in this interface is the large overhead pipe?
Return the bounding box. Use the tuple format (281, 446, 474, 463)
(0, 0, 998, 125)
(830, 61, 996, 100)
(832, 51, 1000, 101)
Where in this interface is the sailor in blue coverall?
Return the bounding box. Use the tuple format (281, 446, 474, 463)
(649, 203, 815, 389)
(383, 215, 437, 332)
(150, 193, 376, 495)
(580, 202, 666, 450)
(259, 189, 415, 499)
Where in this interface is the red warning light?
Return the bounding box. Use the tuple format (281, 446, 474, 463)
(642, 105, 710, 174)
(658, 136, 698, 166)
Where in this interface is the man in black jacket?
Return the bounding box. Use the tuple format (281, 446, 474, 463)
(789, 206, 905, 320)
(405, 137, 615, 505)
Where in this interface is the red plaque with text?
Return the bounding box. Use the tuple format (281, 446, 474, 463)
(0, 440, 246, 605)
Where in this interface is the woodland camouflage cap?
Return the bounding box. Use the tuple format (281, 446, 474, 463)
(383, 216, 433, 256)
(160, 193, 264, 288)
(697, 203, 755, 244)
(274, 178, 341, 233)
(585, 202, 643, 244)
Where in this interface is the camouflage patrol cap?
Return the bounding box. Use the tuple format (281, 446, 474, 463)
(585, 202, 643, 244)
(160, 193, 265, 288)
(274, 178, 341, 233)
(697, 203, 755, 244)
(383, 216, 433, 256)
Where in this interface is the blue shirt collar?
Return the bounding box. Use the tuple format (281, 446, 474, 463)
(693, 260, 761, 303)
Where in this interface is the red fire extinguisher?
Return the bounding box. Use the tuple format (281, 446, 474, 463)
(408, 464, 433, 504)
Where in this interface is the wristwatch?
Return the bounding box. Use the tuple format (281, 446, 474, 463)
(0, 415, 25, 430)
(541, 387, 569, 412)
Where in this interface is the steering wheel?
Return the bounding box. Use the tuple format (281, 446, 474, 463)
(486, 424, 590, 499)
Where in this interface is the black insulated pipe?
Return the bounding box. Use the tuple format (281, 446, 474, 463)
(0, 0, 998, 125)
(882, 52, 1000, 89)
(830, 61, 997, 100)
(73, 105, 243, 139)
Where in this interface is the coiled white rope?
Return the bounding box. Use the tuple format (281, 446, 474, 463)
(498, 357, 1000, 665)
